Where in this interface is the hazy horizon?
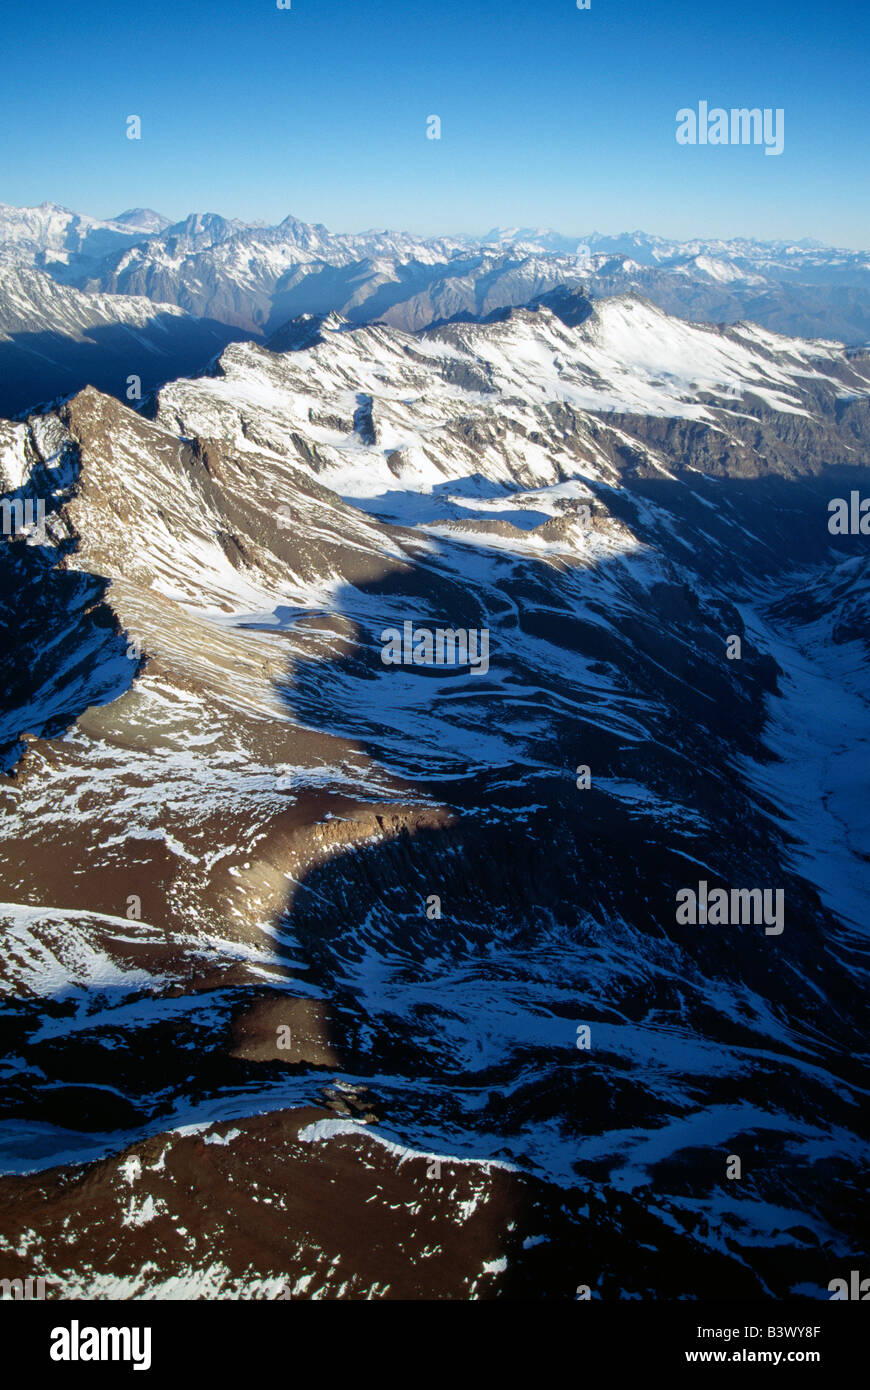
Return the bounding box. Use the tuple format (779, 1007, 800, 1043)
(4, 197, 868, 254)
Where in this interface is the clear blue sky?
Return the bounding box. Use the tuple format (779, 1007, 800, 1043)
(2, 0, 868, 246)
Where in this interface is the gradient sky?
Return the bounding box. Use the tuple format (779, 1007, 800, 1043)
(2, 0, 868, 246)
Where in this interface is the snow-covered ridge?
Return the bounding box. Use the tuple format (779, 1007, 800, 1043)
(0, 263, 190, 337)
(0, 263, 247, 417)
(2, 202, 870, 346)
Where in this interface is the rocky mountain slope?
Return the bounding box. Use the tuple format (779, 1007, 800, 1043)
(0, 264, 247, 417)
(0, 293, 868, 1298)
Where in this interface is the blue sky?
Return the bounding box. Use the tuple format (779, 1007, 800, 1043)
(2, 0, 868, 245)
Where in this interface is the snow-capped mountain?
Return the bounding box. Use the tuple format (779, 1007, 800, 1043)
(0, 264, 247, 417)
(1, 292, 868, 1297)
(498, 226, 870, 280)
(481, 226, 590, 255)
(3, 203, 869, 352)
(580, 248, 870, 346)
(0, 202, 171, 280)
(86, 213, 478, 332)
(84, 213, 870, 341)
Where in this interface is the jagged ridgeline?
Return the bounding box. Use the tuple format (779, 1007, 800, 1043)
(3, 201, 870, 418)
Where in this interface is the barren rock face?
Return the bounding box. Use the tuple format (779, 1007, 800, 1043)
(1, 297, 868, 1298)
(229, 998, 339, 1067)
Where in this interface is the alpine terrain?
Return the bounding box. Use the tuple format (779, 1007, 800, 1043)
(1, 282, 868, 1299)
(2, 200, 870, 417)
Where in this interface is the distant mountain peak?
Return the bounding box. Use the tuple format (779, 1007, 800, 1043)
(112, 208, 171, 231)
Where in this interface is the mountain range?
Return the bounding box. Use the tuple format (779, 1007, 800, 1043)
(1, 202, 869, 418)
(1, 290, 868, 1297)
